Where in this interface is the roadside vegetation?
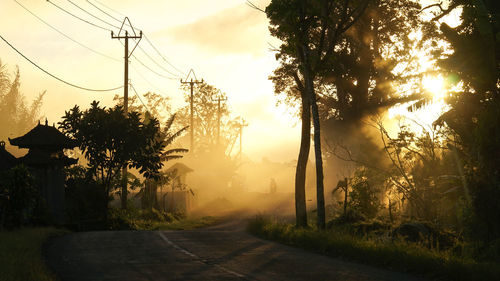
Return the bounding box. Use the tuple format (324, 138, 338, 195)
(0, 227, 67, 281)
(107, 207, 218, 230)
(248, 215, 500, 281)
(260, 0, 500, 278)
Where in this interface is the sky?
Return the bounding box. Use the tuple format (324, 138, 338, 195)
(0, 0, 461, 163)
(0, 0, 300, 162)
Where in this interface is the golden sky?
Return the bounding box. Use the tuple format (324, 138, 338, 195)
(0, 0, 300, 162)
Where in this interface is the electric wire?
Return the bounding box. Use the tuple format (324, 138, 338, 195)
(46, 0, 111, 32)
(47, 0, 192, 84)
(129, 82, 150, 112)
(48, 0, 181, 79)
(13, 0, 120, 63)
(0, 34, 123, 92)
(86, 0, 186, 76)
(86, 0, 139, 32)
(125, 43, 178, 79)
(65, 0, 121, 30)
(143, 34, 186, 76)
(91, 0, 126, 18)
(136, 43, 180, 77)
(131, 64, 171, 97)
(86, 0, 122, 23)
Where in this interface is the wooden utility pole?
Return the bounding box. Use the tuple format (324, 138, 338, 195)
(237, 118, 248, 161)
(111, 17, 142, 209)
(181, 73, 203, 153)
(211, 92, 227, 148)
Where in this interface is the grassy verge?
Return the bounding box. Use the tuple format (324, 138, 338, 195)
(247, 215, 500, 281)
(107, 208, 219, 231)
(156, 216, 219, 230)
(0, 227, 68, 281)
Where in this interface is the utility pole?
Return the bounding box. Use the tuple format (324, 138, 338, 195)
(237, 118, 248, 161)
(112, 17, 142, 209)
(211, 91, 227, 148)
(181, 72, 203, 154)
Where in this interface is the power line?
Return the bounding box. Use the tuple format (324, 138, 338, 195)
(0, 33, 122, 92)
(86, 0, 186, 76)
(143, 34, 186, 76)
(130, 82, 150, 112)
(136, 43, 180, 77)
(47, 0, 178, 81)
(86, 0, 139, 31)
(87, 0, 120, 22)
(13, 0, 120, 62)
(65, 0, 121, 30)
(46, 0, 111, 32)
(90, 0, 126, 18)
(130, 50, 178, 80)
(131, 64, 171, 97)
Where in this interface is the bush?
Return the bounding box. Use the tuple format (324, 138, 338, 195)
(106, 207, 184, 230)
(0, 165, 38, 229)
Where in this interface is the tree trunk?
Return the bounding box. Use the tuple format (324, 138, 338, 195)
(121, 167, 127, 209)
(310, 87, 326, 230)
(302, 56, 326, 230)
(295, 89, 310, 228)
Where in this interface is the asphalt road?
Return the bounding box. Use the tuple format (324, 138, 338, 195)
(45, 220, 429, 281)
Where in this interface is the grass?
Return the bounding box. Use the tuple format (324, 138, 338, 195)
(0, 227, 68, 281)
(107, 207, 220, 231)
(247, 215, 500, 281)
(156, 216, 219, 230)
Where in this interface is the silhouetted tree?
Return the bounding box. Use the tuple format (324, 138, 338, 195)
(59, 101, 187, 209)
(428, 0, 500, 244)
(266, 0, 369, 229)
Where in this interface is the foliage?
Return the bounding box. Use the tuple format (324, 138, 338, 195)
(0, 61, 44, 152)
(59, 101, 180, 199)
(113, 91, 172, 124)
(427, 0, 500, 243)
(0, 165, 38, 229)
(0, 227, 67, 281)
(348, 169, 382, 219)
(178, 82, 239, 156)
(65, 165, 109, 225)
(106, 206, 216, 230)
(266, 0, 373, 229)
(248, 215, 500, 281)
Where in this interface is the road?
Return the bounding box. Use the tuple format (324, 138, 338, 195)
(45, 219, 428, 281)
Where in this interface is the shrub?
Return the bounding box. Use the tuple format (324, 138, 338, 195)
(0, 165, 38, 229)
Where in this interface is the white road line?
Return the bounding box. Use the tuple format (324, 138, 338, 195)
(158, 232, 246, 279)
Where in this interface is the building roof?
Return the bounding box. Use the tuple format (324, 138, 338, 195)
(9, 120, 77, 150)
(0, 141, 17, 171)
(18, 149, 77, 167)
(166, 162, 194, 175)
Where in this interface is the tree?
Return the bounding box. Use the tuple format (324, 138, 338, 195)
(177, 82, 239, 156)
(59, 101, 187, 209)
(0, 61, 44, 154)
(266, 0, 369, 229)
(427, 0, 500, 243)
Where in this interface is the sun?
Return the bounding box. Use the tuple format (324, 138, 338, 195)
(422, 75, 446, 100)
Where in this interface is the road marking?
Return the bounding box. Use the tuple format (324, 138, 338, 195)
(158, 232, 246, 279)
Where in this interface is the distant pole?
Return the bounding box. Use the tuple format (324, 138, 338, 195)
(237, 118, 248, 161)
(112, 18, 142, 209)
(181, 74, 203, 154)
(211, 92, 227, 148)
